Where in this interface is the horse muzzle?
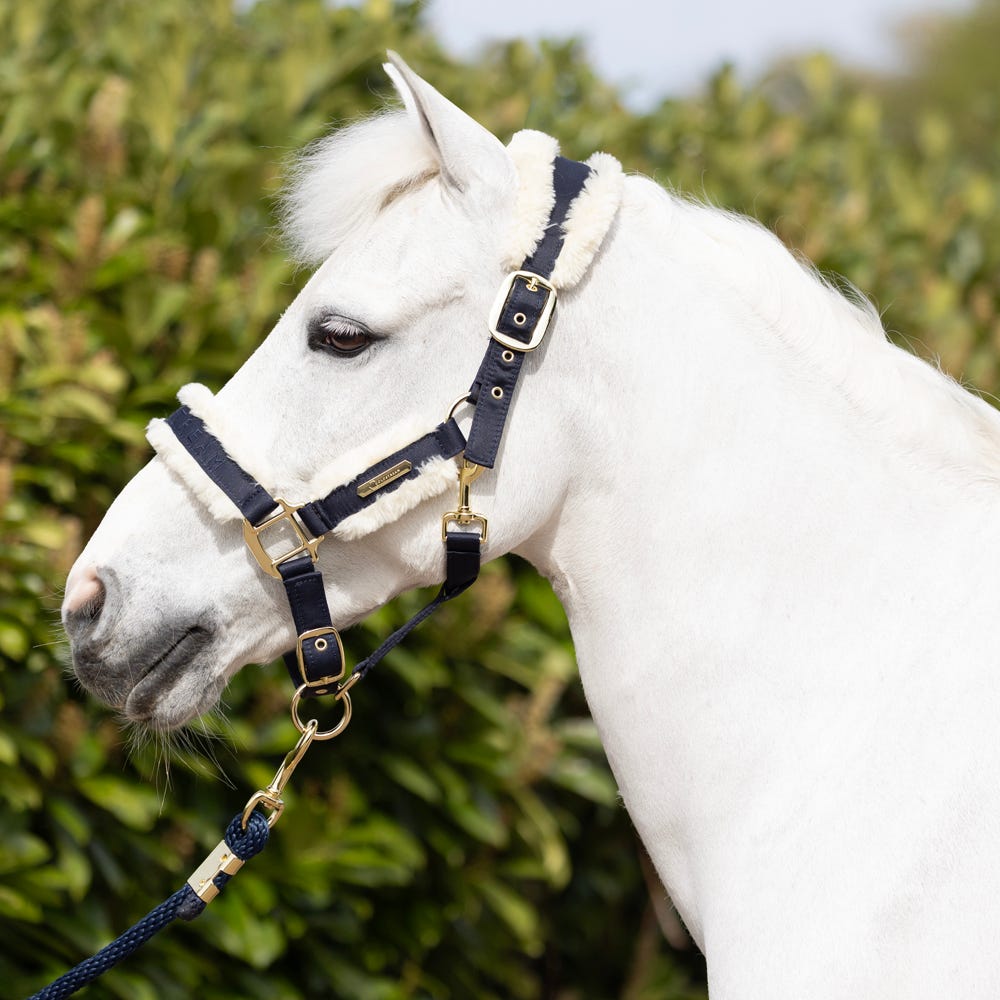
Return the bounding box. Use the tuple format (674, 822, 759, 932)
(63, 564, 220, 725)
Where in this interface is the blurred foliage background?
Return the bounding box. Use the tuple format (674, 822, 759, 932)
(1, 0, 998, 997)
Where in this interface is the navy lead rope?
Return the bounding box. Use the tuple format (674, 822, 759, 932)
(29, 812, 270, 1000)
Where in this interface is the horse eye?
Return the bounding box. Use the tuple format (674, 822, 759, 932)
(308, 314, 373, 357)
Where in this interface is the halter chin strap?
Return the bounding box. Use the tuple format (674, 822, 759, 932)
(150, 150, 612, 701)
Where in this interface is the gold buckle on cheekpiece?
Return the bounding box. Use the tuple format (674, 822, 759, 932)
(487, 271, 557, 352)
(242, 498, 324, 579)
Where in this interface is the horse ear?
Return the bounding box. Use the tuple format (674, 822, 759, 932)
(384, 51, 514, 195)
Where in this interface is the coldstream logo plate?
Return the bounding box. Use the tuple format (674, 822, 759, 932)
(357, 460, 412, 498)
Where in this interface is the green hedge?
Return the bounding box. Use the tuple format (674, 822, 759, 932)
(2, 1, 997, 997)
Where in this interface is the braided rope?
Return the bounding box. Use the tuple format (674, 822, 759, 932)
(28, 810, 270, 1000)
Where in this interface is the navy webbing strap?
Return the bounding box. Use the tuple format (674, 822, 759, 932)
(524, 156, 593, 275)
(166, 409, 467, 541)
(165, 407, 278, 524)
(464, 156, 591, 468)
(278, 554, 344, 695)
(298, 419, 467, 537)
(291, 527, 481, 694)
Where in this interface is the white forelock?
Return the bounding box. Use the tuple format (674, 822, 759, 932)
(281, 113, 623, 289)
(280, 111, 439, 266)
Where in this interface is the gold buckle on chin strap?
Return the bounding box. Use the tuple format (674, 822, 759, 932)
(441, 458, 488, 542)
(294, 626, 345, 689)
(242, 497, 325, 579)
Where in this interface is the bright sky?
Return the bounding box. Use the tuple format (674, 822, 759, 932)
(426, 0, 975, 106)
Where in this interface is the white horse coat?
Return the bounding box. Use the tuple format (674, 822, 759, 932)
(63, 55, 1000, 997)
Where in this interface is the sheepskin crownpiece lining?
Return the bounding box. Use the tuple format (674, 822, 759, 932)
(147, 384, 459, 539)
(503, 132, 623, 290)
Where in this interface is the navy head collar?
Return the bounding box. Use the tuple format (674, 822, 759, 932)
(149, 151, 617, 724)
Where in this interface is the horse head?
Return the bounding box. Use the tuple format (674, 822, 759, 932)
(61, 55, 623, 730)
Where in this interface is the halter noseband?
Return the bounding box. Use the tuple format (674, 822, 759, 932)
(149, 149, 618, 724)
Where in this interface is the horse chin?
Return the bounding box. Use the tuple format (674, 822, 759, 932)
(73, 621, 226, 731)
(122, 656, 225, 731)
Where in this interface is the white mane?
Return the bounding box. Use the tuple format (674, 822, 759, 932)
(623, 174, 1000, 486)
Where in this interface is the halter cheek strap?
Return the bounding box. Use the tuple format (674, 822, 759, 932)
(465, 156, 592, 469)
(151, 149, 613, 703)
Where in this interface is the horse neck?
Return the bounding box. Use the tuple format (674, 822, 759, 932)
(515, 186, 1000, 949)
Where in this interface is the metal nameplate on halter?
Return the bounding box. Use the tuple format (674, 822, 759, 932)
(295, 625, 345, 688)
(357, 460, 412, 498)
(242, 497, 324, 579)
(187, 838, 246, 903)
(488, 270, 557, 352)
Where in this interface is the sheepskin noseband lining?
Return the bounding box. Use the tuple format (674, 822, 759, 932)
(146, 383, 458, 541)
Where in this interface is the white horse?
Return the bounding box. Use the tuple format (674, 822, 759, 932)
(62, 55, 1000, 997)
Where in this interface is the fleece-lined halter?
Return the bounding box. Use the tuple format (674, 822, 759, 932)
(146, 131, 623, 725)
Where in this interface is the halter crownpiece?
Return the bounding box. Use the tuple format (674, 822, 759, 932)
(503, 130, 624, 291)
(147, 142, 622, 703)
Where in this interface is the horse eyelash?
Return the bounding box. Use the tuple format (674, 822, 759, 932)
(319, 316, 359, 337)
(306, 312, 380, 355)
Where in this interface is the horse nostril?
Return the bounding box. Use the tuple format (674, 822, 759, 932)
(63, 565, 107, 630)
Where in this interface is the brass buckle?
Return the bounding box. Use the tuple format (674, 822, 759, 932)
(441, 458, 488, 542)
(295, 626, 345, 688)
(487, 270, 557, 352)
(242, 497, 324, 579)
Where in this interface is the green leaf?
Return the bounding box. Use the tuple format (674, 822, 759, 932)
(78, 776, 160, 830)
(379, 754, 440, 802)
(0, 884, 43, 922)
(477, 877, 540, 951)
(0, 831, 50, 874)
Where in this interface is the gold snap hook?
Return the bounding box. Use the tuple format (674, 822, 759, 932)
(441, 457, 488, 542)
(240, 718, 319, 829)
